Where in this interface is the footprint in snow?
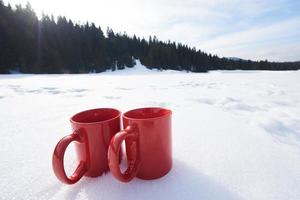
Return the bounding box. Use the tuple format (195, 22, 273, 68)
(260, 119, 300, 147)
(188, 98, 216, 105)
(41, 87, 58, 91)
(103, 96, 121, 100)
(26, 89, 42, 94)
(115, 87, 134, 91)
(47, 90, 65, 95)
(68, 88, 89, 93)
(218, 97, 263, 112)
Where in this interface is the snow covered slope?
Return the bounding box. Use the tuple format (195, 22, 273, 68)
(0, 63, 300, 200)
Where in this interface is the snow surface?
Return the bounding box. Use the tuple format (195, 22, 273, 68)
(1, 61, 300, 200)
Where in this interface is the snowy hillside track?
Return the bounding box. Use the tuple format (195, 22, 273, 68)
(1, 64, 300, 200)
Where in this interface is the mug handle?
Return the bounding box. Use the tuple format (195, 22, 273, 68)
(108, 125, 140, 182)
(52, 131, 88, 184)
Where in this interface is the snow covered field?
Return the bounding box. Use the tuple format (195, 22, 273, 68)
(1, 62, 300, 200)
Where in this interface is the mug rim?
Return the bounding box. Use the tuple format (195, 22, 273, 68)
(70, 108, 121, 125)
(123, 107, 172, 121)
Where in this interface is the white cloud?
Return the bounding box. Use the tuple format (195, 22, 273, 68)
(200, 16, 300, 61)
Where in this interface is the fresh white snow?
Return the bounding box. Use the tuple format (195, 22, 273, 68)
(0, 62, 300, 200)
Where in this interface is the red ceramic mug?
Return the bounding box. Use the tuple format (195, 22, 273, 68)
(52, 108, 121, 184)
(108, 107, 172, 182)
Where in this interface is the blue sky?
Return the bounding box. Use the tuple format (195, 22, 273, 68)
(5, 0, 300, 61)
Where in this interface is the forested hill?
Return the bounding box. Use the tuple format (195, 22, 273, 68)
(0, 2, 299, 74)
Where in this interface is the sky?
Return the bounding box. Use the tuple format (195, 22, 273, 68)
(4, 0, 300, 62)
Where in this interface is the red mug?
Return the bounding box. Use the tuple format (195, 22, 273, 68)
(52, 108, 121, 184)
(108, 107, 172, 182)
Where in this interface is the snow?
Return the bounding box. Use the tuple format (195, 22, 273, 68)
(106, 59, 182, 75)
(1, 62, 300, 200)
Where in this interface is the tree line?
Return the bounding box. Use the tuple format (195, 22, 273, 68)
(0, 1, 299, 74)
